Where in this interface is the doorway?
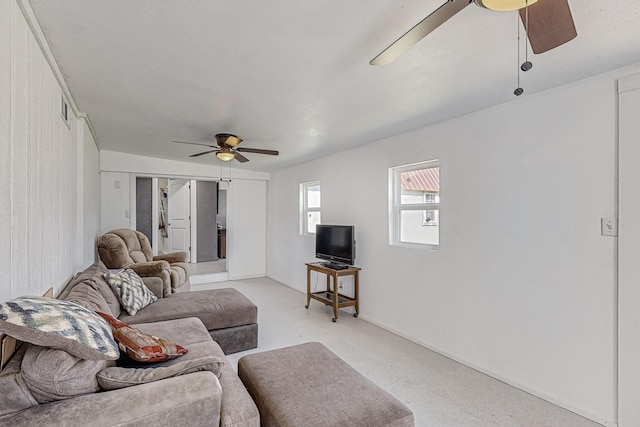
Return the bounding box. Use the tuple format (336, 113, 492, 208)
(135, 176, 228, 276)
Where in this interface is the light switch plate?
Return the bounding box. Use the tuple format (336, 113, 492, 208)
(601, 217, 618, 236)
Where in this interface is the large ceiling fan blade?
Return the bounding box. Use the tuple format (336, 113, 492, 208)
(519, 0, 576, 54)
(370, 0, 472, 66)
(172, 140, 215, 147)
(233, 152, 250, 163)
(189, 150, 218, 158)
(236, 147, 279, 156)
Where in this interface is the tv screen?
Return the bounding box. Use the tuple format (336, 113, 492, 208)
(315, 225, 355, 268)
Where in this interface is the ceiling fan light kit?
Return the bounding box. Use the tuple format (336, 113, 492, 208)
(475, 0, 538, 12)
(216, 148, 235, 162)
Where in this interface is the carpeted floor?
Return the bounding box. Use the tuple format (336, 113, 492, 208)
(194, 277, 603, 427)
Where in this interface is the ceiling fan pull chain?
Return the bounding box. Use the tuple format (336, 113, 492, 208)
(521, 1, 533, 72)
(514, 11, 523, 96)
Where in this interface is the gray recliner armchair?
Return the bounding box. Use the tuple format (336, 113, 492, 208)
(96, 228, 190, 296)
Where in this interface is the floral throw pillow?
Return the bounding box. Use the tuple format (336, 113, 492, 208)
(0, 296, 119, 360)
(96, 312, 187, 363)
(104, 269, 157, 315)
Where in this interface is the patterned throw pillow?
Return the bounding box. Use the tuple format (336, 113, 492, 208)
(97, 312, 187, 363)
(0, 297, 119, 360)
(104, 269, 157, 315)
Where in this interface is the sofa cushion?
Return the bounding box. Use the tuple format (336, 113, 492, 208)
(64, 281, 112, 315)
(104, 269, 157, 315)
(97, 312, 187, 363)
(0, 345, 38, 416)
(131, 317, 260, 427)
(0, 297, 119, 360)
(97, 355, 225, 390)
(119, 288, 257, 331)
(21, 344, 114, 403)
(58, 260, 122, 318)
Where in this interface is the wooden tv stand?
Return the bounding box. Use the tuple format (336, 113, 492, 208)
(305, 262, 360, 322)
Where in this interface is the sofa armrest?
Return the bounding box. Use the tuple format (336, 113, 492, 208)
(0, 372, 221, 427)
(154, 252, 188, 264)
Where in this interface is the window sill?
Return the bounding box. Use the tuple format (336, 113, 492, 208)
(390, 241, 439, 251)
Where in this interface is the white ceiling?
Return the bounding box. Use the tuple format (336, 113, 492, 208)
(28, 0, 640, 172)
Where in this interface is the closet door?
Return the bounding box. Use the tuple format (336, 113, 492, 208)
(196, 180, 218, 262)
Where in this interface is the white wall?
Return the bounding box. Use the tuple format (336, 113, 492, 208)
(227, 179, 267, 279)
(100, 171, 133, 233)
(99, 151, 269, 279)
(0, 1, 99, 301)
(268, 64, 640, 425)
(618, 72, 640, 427)
(0, 0, 12, 303)
(80, 117, 100, 266)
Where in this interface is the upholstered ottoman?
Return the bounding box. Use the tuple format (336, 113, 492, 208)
(238, 342, 414, 427)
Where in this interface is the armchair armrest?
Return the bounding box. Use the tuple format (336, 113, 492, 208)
(125, 261, 172, 297)
(125, 261, 170, 276)
(0, 372, 221, 427)
(154, 252, 188, 264)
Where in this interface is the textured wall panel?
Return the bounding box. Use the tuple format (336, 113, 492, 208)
(0, 1, 12, 303)
(3, 3, 79, 300)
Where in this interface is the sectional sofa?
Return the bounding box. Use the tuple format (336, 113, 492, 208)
(0, 260, 260, 427)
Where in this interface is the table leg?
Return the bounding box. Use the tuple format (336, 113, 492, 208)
(305, 266, 311, 309)
(354, 271, 359, 317)
(332, 273, 339, 322)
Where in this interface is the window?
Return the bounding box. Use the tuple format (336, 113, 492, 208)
(301, 181, 321, 235)
(390, 161, 440, 248)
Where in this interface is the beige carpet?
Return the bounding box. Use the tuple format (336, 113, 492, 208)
(194, 277, 602, 427)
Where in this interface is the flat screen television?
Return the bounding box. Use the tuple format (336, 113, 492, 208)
(315, 225, 355, 269)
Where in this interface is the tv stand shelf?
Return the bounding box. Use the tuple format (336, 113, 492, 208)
(305, 262, 361, 322)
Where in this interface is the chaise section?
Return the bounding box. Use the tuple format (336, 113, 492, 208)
(119, 288, 258, 354)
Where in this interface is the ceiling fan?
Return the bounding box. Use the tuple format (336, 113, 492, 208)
(172, 133, 279, 163)
(370, 0, 577, 66)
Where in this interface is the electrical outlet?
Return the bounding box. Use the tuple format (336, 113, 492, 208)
(339, 280, 344, 290)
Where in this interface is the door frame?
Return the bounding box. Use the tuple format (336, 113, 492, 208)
(131, 174, 228, 269)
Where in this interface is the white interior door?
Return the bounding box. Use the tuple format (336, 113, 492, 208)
(168, 179, 191, 258)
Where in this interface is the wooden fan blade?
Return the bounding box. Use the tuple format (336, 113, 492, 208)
(234, 152, 250, 163)
(519, 0, 576, 54)
(370, 0, 472, 66)
(236, 147, 279, 156)
(215, 133, 243, 147)
(189, 150, 218, 158)
(172, 140, 216, 148)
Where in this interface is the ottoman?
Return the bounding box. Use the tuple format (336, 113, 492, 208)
(238, 342, 415, 427)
